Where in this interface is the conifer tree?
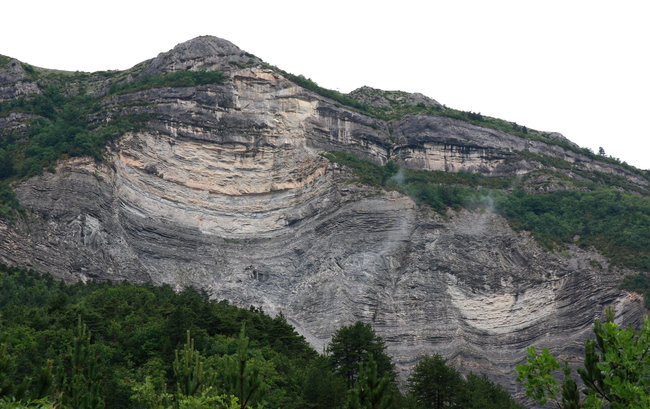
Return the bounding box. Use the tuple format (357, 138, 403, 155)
(302, 356, 347, 409)
(223, 324, 266, 409)
(327, 322, 395, 389)
(59, 316, 104, 409)
(517, 306, 650, 408)
(0, 338, 54, 405)
(0, 343, 29, 401)
(173, 330, 213, 397)
(407, 354, 463, 409)
(347, 355, 393, 409)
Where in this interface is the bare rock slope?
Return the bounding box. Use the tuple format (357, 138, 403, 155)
(0, 36, 646, 395)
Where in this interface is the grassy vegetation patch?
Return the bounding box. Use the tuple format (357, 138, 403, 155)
(323, 151, 511, 214)
(515, 149, 575, 170)
(108, 70, 225, 95)
(620, 273, 650, 309)
(0, 182, 20, 218)
(0, 55, 12, 68)
(515, 150, 650, 194)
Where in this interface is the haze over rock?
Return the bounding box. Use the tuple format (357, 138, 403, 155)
(0, 36, 647, 399)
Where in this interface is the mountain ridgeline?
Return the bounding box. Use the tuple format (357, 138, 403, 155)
(0, 36, 649, 403)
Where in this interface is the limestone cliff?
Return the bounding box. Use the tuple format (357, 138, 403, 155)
(0, 36, 647, 398)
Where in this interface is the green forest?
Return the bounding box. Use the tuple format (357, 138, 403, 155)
(0, 266, 522, 409)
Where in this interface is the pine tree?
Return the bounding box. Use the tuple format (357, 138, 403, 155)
(223, 324, 266, 409)
(407, 354, 463, 409)
(173, 330, 212, 397)
(517, 306, 650, 408)
(560, 362, 581, 409)
(327, 322, 395, 389)
(0, 343, 29, 401)
(59, 316, 104, 409)
(0, 341, 54, 405)
(302, 356, 347, 409)
(347, 355, 393, 409)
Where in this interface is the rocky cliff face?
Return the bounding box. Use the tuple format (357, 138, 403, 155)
(0, 36, 646, 397)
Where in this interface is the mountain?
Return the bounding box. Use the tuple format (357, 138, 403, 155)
(1, 36, 648, 397)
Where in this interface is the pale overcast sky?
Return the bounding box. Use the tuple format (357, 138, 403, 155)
(2, 0, 649, 169)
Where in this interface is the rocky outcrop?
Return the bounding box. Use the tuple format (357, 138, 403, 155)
(0, 58, 40, 101)
(349, 86, 441, 109)
(143, 36, 261, 76)
(389, 114, 649, 185)
(0, 36, 647, 399)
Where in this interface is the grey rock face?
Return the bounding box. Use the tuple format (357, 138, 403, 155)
(143, 36, 262, 76)
(0, 37, 646, 399)
(349, 86, 441, 109)
(0, 58, 40, 101)
(390, 114, 648, 185)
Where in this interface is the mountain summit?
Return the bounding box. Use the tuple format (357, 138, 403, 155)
(143, 35, 261, 75)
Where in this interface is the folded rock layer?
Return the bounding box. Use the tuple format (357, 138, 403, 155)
(0, 36, 646, 397)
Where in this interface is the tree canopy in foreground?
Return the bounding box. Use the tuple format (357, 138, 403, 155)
(517, 307, 650, 408)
